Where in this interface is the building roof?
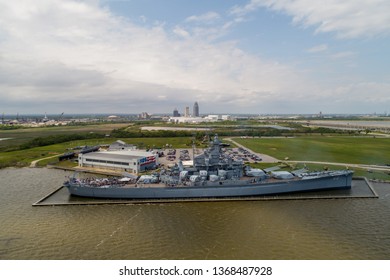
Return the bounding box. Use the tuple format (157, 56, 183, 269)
(106, 150, 155, 157)
(81, 151, 154, 161)
(113, 140, 127, 145)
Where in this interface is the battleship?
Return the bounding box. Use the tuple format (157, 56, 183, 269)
(63, 135, 353, 199)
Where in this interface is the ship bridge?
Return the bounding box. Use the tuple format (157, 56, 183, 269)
(192, 135, 244, 178)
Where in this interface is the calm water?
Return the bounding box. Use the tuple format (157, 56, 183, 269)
(1, 168, 390, 260)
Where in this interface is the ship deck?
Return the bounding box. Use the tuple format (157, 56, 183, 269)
(33, 177, 378, 206)
(91, 176, 303, 189)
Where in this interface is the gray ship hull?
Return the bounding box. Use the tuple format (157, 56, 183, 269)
(64, 171, 353, 199)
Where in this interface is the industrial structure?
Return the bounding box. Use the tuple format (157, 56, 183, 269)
(204, 115, 233, 121)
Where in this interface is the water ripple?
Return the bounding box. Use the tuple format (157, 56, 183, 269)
(1, 168, 390, 259)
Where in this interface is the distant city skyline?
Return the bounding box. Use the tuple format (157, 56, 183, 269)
(171, 101, 200, 117)
(0, 1, 389, 114)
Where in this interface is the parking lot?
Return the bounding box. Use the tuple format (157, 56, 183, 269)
(225, 147, 263, 163)
(157, 147, 262, 167)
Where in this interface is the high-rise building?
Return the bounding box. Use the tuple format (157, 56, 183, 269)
(185, 106, 190, 117)
(138, 112, 150, 119)
(173, 108, 180, 117)
(193, 102, 199, 117)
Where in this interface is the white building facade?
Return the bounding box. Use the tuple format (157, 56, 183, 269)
(78, 150, 157, 173)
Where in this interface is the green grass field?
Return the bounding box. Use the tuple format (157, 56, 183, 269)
(1, 126, 390, 181)
(233, 136, 390, 165)
(234, 135, 390, 181)
(0, 123, 129, 149)
(0, 137, 199, 168)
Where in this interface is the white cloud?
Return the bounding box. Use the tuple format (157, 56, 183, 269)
(230, 0, 262, 16)
(230, 0, 390, 38)
(0, 0, 317, 113)
(307, 44, 328, 53)
(173, 26, 190, 38)
(0, 0, 388, 114)
(185, 12, 221, 24)
(330, 51, 357, 59)
(306, 45, 357, 62)
(181, 11, 231, 41)
(318, 82, 390, 112)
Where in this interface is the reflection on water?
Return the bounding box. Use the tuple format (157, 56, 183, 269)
(1, 168, 390, 259)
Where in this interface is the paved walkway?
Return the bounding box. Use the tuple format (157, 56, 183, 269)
(30, 154, 60, 167)
(287, 160, 390, 172)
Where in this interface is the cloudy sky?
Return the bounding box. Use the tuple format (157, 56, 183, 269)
(0, 0, 389, 115)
